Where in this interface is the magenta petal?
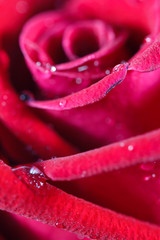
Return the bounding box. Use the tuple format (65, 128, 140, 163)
(0, 161, 160, 240)
(28, 63, 128, 110)
(20, 10, 128, 98)
(66, 0, 160, 32)
(0, 51, 76, 158)
(129, 35, 160, 72)
(37, 129, 160, 181)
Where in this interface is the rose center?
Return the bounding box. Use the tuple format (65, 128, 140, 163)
(62, 21, 111, 61)
(68, 28, 100, 57)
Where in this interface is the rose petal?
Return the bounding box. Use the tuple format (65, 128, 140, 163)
(0, 0, 54, 39)
(129, 34, 160, 72)
(0, 211, 83, 240)
(0, 51, 76, 158)
(0, 121, 36, 164)
(36, 129, 160, 181)
(66, 0, 160, 33)
(28, 63, 128, 110)
(20, 11, 128, 98)
(0, 161, 159, 240)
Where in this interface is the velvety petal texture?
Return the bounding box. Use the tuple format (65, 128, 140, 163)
(0, 161, 160, 240)
(66, 0, 160, 32)
(0, 51, 76, 159)
(0, 0, 160, 240)
(20, 11, 128, 98)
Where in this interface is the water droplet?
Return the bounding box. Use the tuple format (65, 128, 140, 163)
(81, 171, 87, 177)
(59, 99, 66, 109)
(20, 92, 32, 101)
(75, 77, 82, 84)
(12, 165, 46, 190)
(30, 166, 42, 175)
(78, 65, 88, 72)
(105, 69, 110, 75)
(51, 66, 56, 72)
(144, 37, 151, 43)
(3, 95, 8, 100)
(140, 162, 155, 171)
(120, 60, 127, 64)
(1, 101, 6, 107)
(94, 60, 99, 67)
(113, 64, 122, 72)
(152, 173, 156, 178)
(144, 176, 151, 181)
(120, 142, 125, 147)
(128, 145, 134, 151)
(55, 221, 65, 229)
(16, 0, 29, 14)
(36, 61, 41, 67)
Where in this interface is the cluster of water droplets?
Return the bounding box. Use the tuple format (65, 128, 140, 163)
(1, 94, 9, 107)
(140, 161, 159, 182)
(119, 141, 134, 151)
(19, 91, 34, 102)
(78, 65, 88, 72)
(12, 165, 47, 190)
(36, 61, 56, 73)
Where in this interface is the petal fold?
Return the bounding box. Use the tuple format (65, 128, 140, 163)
(37, 129, 160, 181)
(0, 161, 159, 240)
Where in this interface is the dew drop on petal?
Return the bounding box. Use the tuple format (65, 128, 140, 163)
(55, 221, 65, 229)
(1, 101, 6, 107)
(113, 64, 122, 72)
(36, 61, 41, 67)
(51, 66, 56, 72)
(120, 60, 127, 64)
(152, 173, 156, 178)
(140, 162, 155, 171)
(128, 145, 134, 151)
(78, 65, 88, 72)
(120, 142, 125, 147)
(75, 77, 82, 84)
(94, 60, 99, 67)
(59, 99, 66, 109)
(144, 176, 151, 181)
(29, 166, 42, 175)
(105, 69, 110, 75)
(81, 171, 87, 178)
(12, 165, 46, 190)
(3, 95, 8, 100)
(144, 37, 151, 43)
(20, 91, 33, 101)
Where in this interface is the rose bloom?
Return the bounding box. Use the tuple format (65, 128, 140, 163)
(0, 0, 160, 239)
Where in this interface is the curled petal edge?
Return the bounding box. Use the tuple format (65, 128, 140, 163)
(28, 63, 128, 110)
(129, 35, 160, 72)
(36, 128, 160, 181)
(0, 161, 160, 240)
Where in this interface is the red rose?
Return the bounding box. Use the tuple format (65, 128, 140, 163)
(0, 0, 160, 240)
